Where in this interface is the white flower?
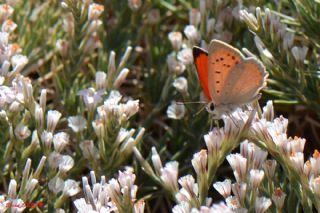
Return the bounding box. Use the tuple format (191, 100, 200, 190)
(160, 161, 179, 192)
(122, 99, 139, 118)
(151, 147, 163, 175)
(92, 119, 105, 138)
(263, 160, 277, 179)
(8, 179, 17, 198)
(289, 152, 304, 174)
(74, 198, 94, 212)
(226, 196, 240, 210)
(191, 150, 207, 175)
(11, 54, 28, 73)
(167, 101, 186, 120)
(272, 188, 286, 209)
(184, 25, 200, 43)
(63, 179, 80, 197)
(88, 3, 104, 20)
(118, 168, 136, 189)
(231, 183, 247, 204)
(47, 110, 62, 132)
(78, 87, 104, 111)
(226, 154, 247, 182)
(14, 124, 31, 140)
(128, 0, 142, 11)
(173, 77, 188, 94)
(204, 128, 224, 158)
(41, 130, 53, 150)
(48, 176, 64, 194)
(103, 90, 122, 107)
(291, 46, 308, 64)
(177, 175, 198, 202)
(189, 9, 201, 26)
(249, 169, 265, 189)
(59, 155, 74, 173)
(53, 132, 70, 152)
(116, 128, 134, 144)
(167, 54, 186, 74)
(79, 140, 99, 160)
(68, 115, 87, 132)
(168, 32, 182, 50)
(177, 48, 193, 66)
(0, 4, 14, 20)
(213, 179, 232, 198)
(48, 151, 63, 169)
(172, 202, 191, 213)
(113, 68, 130, 88)
(255, 196, 272, 213)
(95, 71, 107, 91)
(1, 19, 17, 33)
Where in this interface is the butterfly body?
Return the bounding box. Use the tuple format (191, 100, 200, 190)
(193, 40, 268, 119)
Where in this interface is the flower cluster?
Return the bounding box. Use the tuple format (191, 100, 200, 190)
(74, 168, 144, 213)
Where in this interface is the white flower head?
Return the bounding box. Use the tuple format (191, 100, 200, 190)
(213, 179, 232, 198)
(47, 110, 62, 132)
(167, 53, 186, 74)
(0, 4, 14, 20)
(78, 87, 104, 111)
(189, 9, 201, 26)
(167, 101, 186, 120)
(191, 149, 207, 175)
(48, 151, 62, 169)
(255, 196, 272, 213)
(173, 77, 188, 94)
(88, 3, 104, 20)
(68, 115, 87, 133)
(160, 161, 179, 192)
(272, 188, 286, 209)
(226, 154, 247, 182)
(177, 48, 193, 66)
(79, 140, 99, 160)
(74, 198, 94, 212)
(128, 0, 142, 11)
(1, 19, 17, 33)
(113, 68, 130, 88)
(168, 32, 183, 50)
(53, 132, 70, 152)
(95, 71, 107, 91)
(63, 179, 80, 197)
(11, 54, 28, 73)
(59, 155, 74, 173)
(14, 123, 31, 140)
(48, 176, 64, 194)
(41, 130, 53, 150)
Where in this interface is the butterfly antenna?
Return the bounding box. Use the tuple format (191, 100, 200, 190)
(177, 101, 207, 105)
(193, 105, 206, 117)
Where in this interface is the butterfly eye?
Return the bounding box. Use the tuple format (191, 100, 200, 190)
(208, 102, 215, 112)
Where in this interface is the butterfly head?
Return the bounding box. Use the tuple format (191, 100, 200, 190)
(206, 102, 222, 119)
(206, 102, 238, 119)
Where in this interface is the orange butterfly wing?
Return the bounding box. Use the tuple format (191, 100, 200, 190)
(193, 47, 211, 101)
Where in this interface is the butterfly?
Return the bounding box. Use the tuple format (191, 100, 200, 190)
(193, 39, 268, 119)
